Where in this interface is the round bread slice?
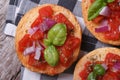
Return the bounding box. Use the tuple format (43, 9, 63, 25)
(73, 47, 120, 80)
(15, 4, 82, 76)
(82, 0, 120, 45)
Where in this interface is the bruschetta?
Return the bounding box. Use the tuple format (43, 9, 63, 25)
(74, 47, 120, 80)
(15, 4, 82, 76)
(82, 0, 120, 45)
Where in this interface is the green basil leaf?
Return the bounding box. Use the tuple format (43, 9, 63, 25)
(87, 72, 97, 80)
(44, 39, 52, 46)
(107, 0, 114, 3)
(47, 23, 67, 46)
(88, 0, 106, 21)
(93, 64, 105, 75)
(44, 45, 59, 67)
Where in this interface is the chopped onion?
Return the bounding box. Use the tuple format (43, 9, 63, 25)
(34, 47, 42, 60)
(45, 18, 57, 28)
(95, 26, 109, 32)
(100, 19, 108, 26)
(28, 27, 39, 35)
(39, 18, 56, 32)
(23, 46, 35, 55)
(112, 67, 118, 72)
(112, 62, 120, 72)
(23, 42, 35, 55)
(95, 19, 110, 32)
(99, 6, 110, 17)
(101, 63, 108, 70)
(39, 22, 48, 32)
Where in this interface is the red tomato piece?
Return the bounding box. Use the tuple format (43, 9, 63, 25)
(108, 0, 120, 11)
(64, 36, 80, 51)
(31, 16, 43, 28)
(28, 53, 35, 65)
(63, 36, 80, 58)
(92, 15, 105, 23)
(79, 61, 92, 80)
(104, 31, 120, 41)
(31, 30, 44, 40)
(59, 53, 65, 65)
(39, 6, 53, 18)
(18, 34, 32, 52)
(104, 11, 120, 40)
(117, 71, 120, 79)
(102, 71, 119, 80)
(58, 49, 69, 66)
(58, 36, 80, 67)
(59, 54, 72, 67)
(108, 12, 120, 32)
(59, 47, 71, 58)
(53, 13, 74, 33)
(105, 53, 120, 63)
(105, 53, 120, 69)
(28, 53, 47, 70)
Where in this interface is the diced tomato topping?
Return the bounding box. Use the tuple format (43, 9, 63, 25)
(19, 6, 80, 68)
(18, 30, 44, 53)
(103, 1, 120, 40)
(28, 53, 35, 65)
(63, 36, 80, 57)
(28, 53, 47, 70)
(18, 34, 32, 52)
(102, 71, 119, 80)
(31, 16, 43, 28)
(39, 6, 53, 18)
(105, 53, 120, 63)
(105, 53, 120, 69)
(108, 0, 120, 11)
(79, 61, 92, 80)
(108, 11, 120, 32)
(53, 13, 74, 33)
(58, 36, 80, 67)
(79, 53, 120, 80)
(104, 11, 120, 40)
(59, 54, 73, 67)
(93, 15, 105, 23)
(104, 31, 120, 41)
(31, 6, 53, 28)
(92, 0, 120, 41)
(31, 30, 44, 41)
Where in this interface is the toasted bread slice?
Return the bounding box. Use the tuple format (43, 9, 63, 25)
(15, 4, 82, 76)
(73, 47, 120, 80)
(82, 0, 120, 45)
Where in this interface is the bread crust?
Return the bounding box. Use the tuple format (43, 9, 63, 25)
(73, 47, 120, 80)
(15, 4, 82, 76)
(82, 0, 120, 45)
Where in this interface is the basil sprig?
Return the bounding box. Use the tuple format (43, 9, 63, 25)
(88, 0, 114, 21)
(87, 64, 105, 80)
(44, 23, 67, 67)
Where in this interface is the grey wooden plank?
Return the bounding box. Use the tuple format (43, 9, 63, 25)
(0, 0, 21, 80)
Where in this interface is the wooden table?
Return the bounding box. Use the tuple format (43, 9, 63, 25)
(0, 0, 21, 80)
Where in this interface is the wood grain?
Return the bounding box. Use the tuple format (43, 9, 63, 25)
(0, 0, 21, 80)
